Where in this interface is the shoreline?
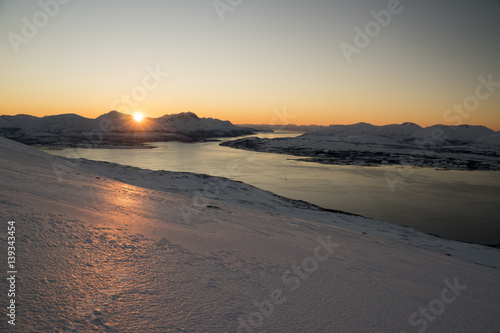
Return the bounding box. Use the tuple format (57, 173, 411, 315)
(32, 140, 500, 246)
(291, 156, 500, 171)
(73, 156, 500, 249)
(220, 137, 500, 171)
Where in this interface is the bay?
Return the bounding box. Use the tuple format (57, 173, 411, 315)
(41, 132, 500, 245)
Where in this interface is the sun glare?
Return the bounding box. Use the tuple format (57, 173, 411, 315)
(133, 112, 144, 122)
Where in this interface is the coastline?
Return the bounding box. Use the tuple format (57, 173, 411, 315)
(73, 156, 500, 263)
(34, 138, 500, 246)
(221, 136, 500, 171)
(3, 136, 498, 264)
(1, 136, 500, 331)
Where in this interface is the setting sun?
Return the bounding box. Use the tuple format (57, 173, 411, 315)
(133, 112, 144, 122)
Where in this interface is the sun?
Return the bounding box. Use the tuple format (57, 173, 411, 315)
(133, 112, 144, 122)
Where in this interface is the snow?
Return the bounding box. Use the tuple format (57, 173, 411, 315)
(0, 111, 254, 145)
(0, 114, 38, 129)
(473, 132, 500, 149)
(305, 122, 494, 146)
(156, 112, 252, 138)
(222, 123, 500, 170)
(21, 114, 97, 136)
(1, 136, 499, 332)
(408, 124, 495, 145)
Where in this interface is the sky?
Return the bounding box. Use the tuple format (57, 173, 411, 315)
(1, 0, 499, 129)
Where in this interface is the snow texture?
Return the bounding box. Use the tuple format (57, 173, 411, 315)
(0, 137, 499, 332)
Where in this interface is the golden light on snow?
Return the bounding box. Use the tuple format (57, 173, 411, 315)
(133, 112, 144, 122)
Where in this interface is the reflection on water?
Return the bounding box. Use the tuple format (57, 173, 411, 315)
(40, 132, 500, 245)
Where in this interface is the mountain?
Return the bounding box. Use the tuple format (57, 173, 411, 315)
(472, 132, 500, 149)
(302, 122, 496, 146)
(222, 122, 500, 170)
(408, 124, 495, 145)
(237, 123, 326, 133)
(0, 114, 39, 130)
(157, 112, 253, 138)
(301, 122, 422, 145)
(0, 111, 255, 146)
(20, 113, 97, 136)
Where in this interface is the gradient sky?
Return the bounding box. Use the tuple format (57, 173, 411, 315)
(1, 0, 499, 129)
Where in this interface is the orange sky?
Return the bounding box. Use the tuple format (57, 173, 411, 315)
(1, 1, 499, 131)
(3, 92, 499, 130)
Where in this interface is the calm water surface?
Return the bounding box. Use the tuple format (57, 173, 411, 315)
(41, 132, 500, 245)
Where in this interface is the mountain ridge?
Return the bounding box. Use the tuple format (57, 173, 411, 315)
(303, 122, 496, 146)
(221, 122, 500, 170)
(0, 111, 255, 146)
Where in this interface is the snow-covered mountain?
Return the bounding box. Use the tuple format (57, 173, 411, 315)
(156, 112, 254, 138)
(0, 114, 39, 130)
(1, 136, 499, 331)
(304, 122, 495, 146)
(472, 132, 500, 149)
(0, 111, 255, 146)
(306, 122, 421, 140)
(408, 124, 495, 145)
(21, 113, 97, 136)
(238, 123, 326, 133)
(222, 122, 500, 170)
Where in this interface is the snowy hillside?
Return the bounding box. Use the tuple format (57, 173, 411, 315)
(21, 113, 97, 136)
(157, 112, 253, 138)
(1, 137, 499, 332)
(307, 122, 422, 141)
(0, 111, 254, 146)
(237, 123, 325, 133)
(471, 132, 500, 149)
(304, 122, 495, 146)
(222, 122, 500, 170)
(408, 124, 495, 145)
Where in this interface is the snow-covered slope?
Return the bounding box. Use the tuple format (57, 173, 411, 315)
(20, 113, 97, 136)
(157, 112, 252, 138)
(0, 111, 254, 145)
(471, 132, 500, 149)
(306, 122, 422, 141)
(1, 137, 499, 332)
(0, 116, 18, 128)
(305, 122, 494, 146)
(409, 124, 495, 145)
(0, 114, 38, 130)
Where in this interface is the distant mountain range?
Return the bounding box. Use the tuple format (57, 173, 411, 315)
(0, 111, 255, 146)
(301, 122, 500, 148)
(238, 123, 326, 133)
(222, 122, 500, 170)
(1, 111, 499, 155)
(239, 121, 500, 148)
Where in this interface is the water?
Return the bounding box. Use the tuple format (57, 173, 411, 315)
(40, 132, 500, 245)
